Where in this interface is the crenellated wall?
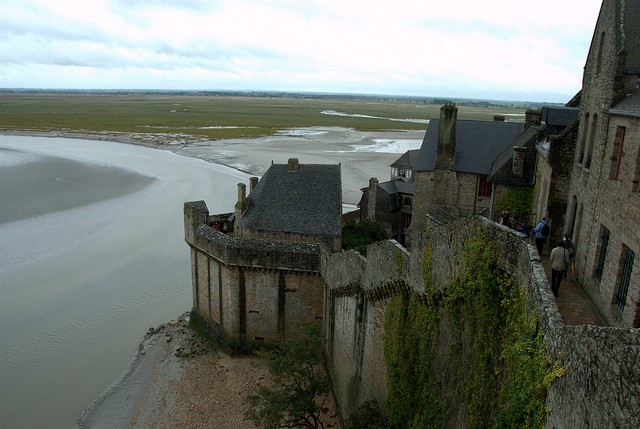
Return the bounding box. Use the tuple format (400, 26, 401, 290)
(186, 199, 638, 427)
(185, 201, 325, 350)
(321, 216, 640, 428)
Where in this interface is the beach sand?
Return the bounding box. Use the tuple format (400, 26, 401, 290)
(2, 127, 423, 428)
(77, 316, 342, 429)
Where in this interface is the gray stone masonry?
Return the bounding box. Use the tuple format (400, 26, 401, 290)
(321, 216, 639, 428)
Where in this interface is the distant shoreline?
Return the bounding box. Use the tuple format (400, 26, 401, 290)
(0, 88, 554, 109)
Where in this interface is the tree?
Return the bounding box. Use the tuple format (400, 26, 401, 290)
(342, 220, 389, 256)
(245, 322, 330, 429)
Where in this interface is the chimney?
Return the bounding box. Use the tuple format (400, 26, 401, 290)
(525, 109, 542, 128)
(367, 177, 378, 221)
(249, 176, 259, 193)
(234, 183, 246, 235)
(288, 158, 299, 172)
(436, 103, 457, 170)
(512, 147, 526, 178)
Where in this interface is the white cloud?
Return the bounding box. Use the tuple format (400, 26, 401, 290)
(0, 0, 603, 101)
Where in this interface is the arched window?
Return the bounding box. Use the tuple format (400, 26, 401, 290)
(596, 32, 605, 75)
(578, 112, 589, 164)
(569, 196, 578, 239)
(585, 113, 598, 169)
(609, 126, 626, 180)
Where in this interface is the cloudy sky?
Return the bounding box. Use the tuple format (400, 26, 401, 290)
(1, 0, 602, 102)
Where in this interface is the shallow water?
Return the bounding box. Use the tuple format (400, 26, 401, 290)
(0, 135, 250, 429)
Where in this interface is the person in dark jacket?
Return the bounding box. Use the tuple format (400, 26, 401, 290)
(534, 217, 550, 255)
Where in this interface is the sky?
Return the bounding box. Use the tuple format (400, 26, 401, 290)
(0, 0, 603, 103)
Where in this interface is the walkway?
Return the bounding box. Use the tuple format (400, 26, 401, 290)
(538, 242, 606, 326)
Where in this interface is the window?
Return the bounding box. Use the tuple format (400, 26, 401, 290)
(594, 226, 610, 282)
(403, 213, 412, 228)
(585, 113, 598, 169)
(634, 146, 640, 193)
(609, 126, 626, 181)
(596, 32, 605, 75)
(477, 175, 491, 197)
(569, 196, 578, 239)
(404, 196, 412, 207)
(578, 112, 589, 164)
(614, 246, 635, 311)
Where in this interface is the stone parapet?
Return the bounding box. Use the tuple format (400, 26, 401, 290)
(186, 201, 321, 272)
(321, 215, 639, 427)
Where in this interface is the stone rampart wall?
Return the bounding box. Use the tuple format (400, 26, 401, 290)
(185, 201, 325, 349)
(322, 216, 639, 427)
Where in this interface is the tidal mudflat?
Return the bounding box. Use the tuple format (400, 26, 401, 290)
(0, 128, 422, 428)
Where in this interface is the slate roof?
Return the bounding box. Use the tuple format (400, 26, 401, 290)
(609, 90, 640, 118)
(378, 180, 415, 196)
(414, 119, 525, 174)
(239, 162, 342, 236)
(541, 106, 579, 137)
(541, 107, 579, 127)
(488, 125, 542, 185)
(390, 149, 420, 169)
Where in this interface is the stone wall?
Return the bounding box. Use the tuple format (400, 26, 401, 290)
(185, 201, 325, 349)
(565, 0, 640, 328)
(410, 169, 491, 235)
(321, 216, 640, 427)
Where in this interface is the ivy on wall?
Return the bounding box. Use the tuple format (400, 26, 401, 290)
(384, 229, 561, 429)
(494, 186, 535, 225)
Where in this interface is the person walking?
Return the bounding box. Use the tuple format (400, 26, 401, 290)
(550, 241, 570, 297)
(534, 217, 550, 255)
(497, 208, 512, 227)
(562, 233, 575, 278)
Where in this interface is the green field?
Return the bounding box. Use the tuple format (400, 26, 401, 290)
(0, 93, 526, 141)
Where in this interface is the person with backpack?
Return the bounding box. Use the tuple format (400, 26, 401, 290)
(534, 217, 550, 255)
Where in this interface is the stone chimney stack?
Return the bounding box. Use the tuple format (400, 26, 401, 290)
(249, 176, 259, 193)
(525, 109, 542, 128)
(512, 147, 526, 178)
(367, 177, 378, 221)
(288, 158, 299, 172)
(436, 103, 457, 170)
(234, 183, 246, 235)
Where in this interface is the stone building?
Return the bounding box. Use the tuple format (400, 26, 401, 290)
(409, 103, 525, 231)
(359, 177, 414, 245)
(389, 149, 419, 182)
(512, 105, 579, 240)
(184, 159, 342, 348)
(565, 0, 640, 327)
(234, 158, 342, 252)
(358, 151, 418, 245)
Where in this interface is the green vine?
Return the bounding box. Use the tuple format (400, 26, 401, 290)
(422, 228, 434, 298)
(384, 229, 561, 428)
(394, 250, 404, 274)
(494, 185, 534, 224)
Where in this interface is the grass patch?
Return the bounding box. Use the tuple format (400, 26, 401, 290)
(0, 93, 526, 141)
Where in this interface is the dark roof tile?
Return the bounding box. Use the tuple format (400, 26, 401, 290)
(239, 162, 342, 236)
(414, 119, 525, 174)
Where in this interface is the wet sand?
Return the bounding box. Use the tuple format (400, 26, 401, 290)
(77, 315, 342, 429)
(1, 127, 423, 428)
